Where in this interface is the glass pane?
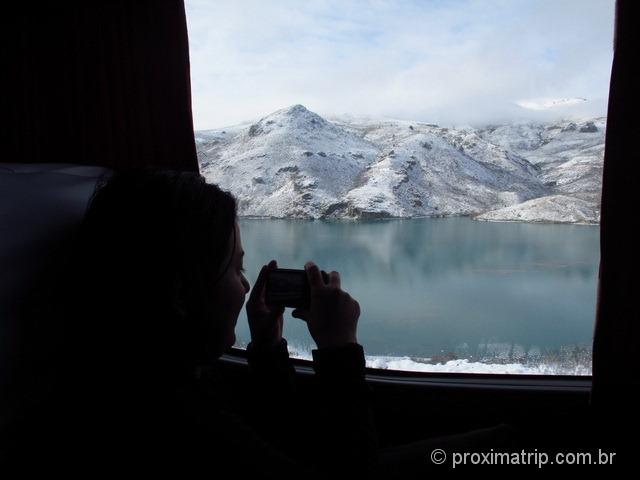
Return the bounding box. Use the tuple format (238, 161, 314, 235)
(185, 0, 614, 375)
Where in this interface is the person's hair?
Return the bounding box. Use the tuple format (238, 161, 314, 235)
(31, 168, 238, 397)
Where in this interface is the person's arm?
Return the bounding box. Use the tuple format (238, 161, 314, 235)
(291, 262, 379, 474)
(244, 340, 378, 474)
(246, 337, 295, 393)
(308, 342, 378, 475)
(245, 338, 297, 434)
(245, 261, 291, 395)
(244, 262, 302, 459)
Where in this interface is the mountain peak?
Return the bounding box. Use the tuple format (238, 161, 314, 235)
(277, 104, 325, 124)
(286, 104, 310, 115)
(246, 104, 330, 138)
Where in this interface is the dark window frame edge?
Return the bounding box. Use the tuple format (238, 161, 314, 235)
(221, 348, 592, 394)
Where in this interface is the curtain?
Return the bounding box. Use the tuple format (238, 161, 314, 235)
(592, 0, 640, 424)
(2, 1, 198, 171)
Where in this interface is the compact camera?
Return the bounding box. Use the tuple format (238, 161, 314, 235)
(265, 268, 310, 309)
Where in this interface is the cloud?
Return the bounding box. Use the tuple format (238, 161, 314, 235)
(185, 0, 614, 129)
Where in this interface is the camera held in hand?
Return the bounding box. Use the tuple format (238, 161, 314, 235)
(265, 268, 311, 309)
(265, 267, 332, 309)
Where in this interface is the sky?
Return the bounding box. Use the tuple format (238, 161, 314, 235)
(185, 0, 615, 130)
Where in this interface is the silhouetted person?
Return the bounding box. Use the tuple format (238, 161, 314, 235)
(5, 169, 515, 477)
(5, 169, 376, 477)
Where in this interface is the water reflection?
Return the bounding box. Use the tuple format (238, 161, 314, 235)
(235, 218, 599, 374)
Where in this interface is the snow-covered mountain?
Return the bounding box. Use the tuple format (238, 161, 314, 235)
(476, 118, 605, 223)
(197, 105, 605, 224)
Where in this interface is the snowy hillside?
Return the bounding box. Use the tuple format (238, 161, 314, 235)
(476, 195, 599, 224)
(477, 118, 605, 223)
(197, 105, 605, 224)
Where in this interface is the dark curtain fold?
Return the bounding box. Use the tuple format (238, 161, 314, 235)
(2, 1, 198, 171)
(592, 0, 640, 416)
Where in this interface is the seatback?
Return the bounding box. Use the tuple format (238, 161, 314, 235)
(0, 163, 111, 397)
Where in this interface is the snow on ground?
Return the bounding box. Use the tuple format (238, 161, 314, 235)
(282, 344, 590, 376)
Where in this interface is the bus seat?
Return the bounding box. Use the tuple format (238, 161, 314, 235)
(0, 163, 111, 393)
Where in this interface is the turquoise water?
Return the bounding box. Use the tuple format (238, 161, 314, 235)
(234, 218, 599, 374)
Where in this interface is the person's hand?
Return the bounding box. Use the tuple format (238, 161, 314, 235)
(246, 260, 285, 349)
(292, 261, 360, 349)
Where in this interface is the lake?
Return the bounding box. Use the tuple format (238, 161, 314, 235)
(234, 217, 599, 375)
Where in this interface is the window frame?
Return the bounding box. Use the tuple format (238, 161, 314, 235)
(223, 347, 593, 391)
(193, 1, 612, 384)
